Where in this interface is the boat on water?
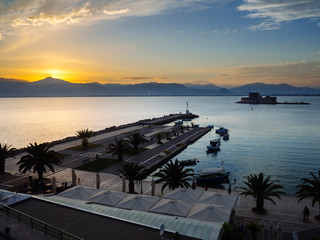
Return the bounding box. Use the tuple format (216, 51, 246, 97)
(206, 139, 221, 152)
(179, 158, 197, 166)
(216, 127, 229, 135)
(196, 167, 230, 185)
(223, 133, 229, 140)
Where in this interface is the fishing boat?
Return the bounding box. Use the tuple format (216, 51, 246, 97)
(223, 133, 229, 140)
(196, 167, 230, 185)
(206, 139, 221, 152)
(216, 127, 229, 135)
(179, 158, 197, 166)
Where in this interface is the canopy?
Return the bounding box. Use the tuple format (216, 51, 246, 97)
(0, 189, 31, 206)
(88, 190, 129, 206)
(58, 186, 99, 200)
(187, 203, 231, 223)
(197, 192, 237, 208)
(149, 199, 193, 217)
(164, 188, 203, 203)
(116, 195, 160, 212)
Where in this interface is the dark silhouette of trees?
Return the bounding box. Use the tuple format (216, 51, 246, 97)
(107, 138, 128, 161)
(237, 172, 285, 212)
(17, 143, 61, 180)
(127, 133, 149, 154)
(154, 159, 194, 194)
(296, 170, 320, 216)
(119, 162, 145, 193)
(0, 143, 16, 175)
(76, 129, 94, 149)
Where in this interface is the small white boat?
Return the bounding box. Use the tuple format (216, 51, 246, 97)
(196, 167, 230, 185)
(179, 158, 197, 166)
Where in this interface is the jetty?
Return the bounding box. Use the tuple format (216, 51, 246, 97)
(237, 92, 310, 105)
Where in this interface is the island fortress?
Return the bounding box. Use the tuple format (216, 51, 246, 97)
(238, 92, 277, 104)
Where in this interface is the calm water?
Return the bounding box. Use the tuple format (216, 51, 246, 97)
(1, 96, 319, 195)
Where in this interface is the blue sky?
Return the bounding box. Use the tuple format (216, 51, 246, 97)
(0, 0, 319, 87)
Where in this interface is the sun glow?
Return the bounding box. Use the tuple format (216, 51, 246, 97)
(46, 69, 66, 79)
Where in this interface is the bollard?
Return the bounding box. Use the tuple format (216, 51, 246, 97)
(276, 222, 282, 240)
(268, 221, 274, 240)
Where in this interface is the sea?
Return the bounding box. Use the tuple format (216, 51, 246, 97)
(1, 96, 319, 196)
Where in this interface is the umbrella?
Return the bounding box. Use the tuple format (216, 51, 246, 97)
(52, 176, 57, 194)
(72, 169, 77, 187)
(149, 199, 193, 217)
(0, 190, 31, 206)
(96, 173, 100, 189)
(197, 192, 237, 208)
(164, 188, 203, 203)
(88, 190, 129, 206)
(116, 195, 160, 212)
(58, 186, 99, 200)
(187, 203, 231, 223)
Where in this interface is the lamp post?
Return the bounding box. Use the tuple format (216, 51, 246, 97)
(228, 179, 236, 194)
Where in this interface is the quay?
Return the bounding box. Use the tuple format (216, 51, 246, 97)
(1, 113, 320, 240)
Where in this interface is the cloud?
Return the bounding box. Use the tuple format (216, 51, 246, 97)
(103, 9, 129, 15)
(185, 60, 320, 87)
(238, 0, 320, 30)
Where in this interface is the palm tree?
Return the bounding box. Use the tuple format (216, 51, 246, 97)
(107, 138, 128, 161)
(76, 129, 94, 149)
(296, 170, 320, 216)
(237, 172, 285, 212)
(0, 143, 17, 174)
(155, 132, 163, 144)
(127, 133, 149, 154)
(17, 143, 61, 180)
(165, 131, 171, 140)
(119, 162, 145, 193)
(154, 159, 195, 194)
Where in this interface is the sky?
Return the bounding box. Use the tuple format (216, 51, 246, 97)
(0, 0, 320, 87)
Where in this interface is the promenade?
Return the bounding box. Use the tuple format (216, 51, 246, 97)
(1, 114, 320, 239)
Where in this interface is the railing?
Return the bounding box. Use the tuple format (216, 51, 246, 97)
(0, 203, 83, 240)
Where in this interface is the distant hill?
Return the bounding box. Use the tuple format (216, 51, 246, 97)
(1, 78, 319, 97)
(230, 83, 320, 95)
(0, 77, 230, 97)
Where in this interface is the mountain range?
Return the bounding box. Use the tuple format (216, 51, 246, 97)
(0, 77, 319, 97)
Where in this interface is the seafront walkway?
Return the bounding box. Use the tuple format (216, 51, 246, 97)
(2, 114, 320, 239)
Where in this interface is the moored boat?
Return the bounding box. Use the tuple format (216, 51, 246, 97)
(223, 133, 229, 140)
(206, 139, 221, 152)
(216, 127, 229, 135)
(196, 167, 230, 185)
(179, 158, 197, 166)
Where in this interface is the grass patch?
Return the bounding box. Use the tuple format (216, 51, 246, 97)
(124, 147, 149, 156)
(75, 158, 118, 172)
(67, 143, 101, 151)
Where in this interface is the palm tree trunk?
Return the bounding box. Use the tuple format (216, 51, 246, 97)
(0, 160, 5, 174)
(256, 197, 264, 211)
(118, 153, 123, 161)
(129, 180, 135, 193)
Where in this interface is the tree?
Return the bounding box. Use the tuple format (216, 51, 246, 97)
(76, 129, 94, 149)
(17, 143, 61, 180)
(107, 138, 128, 161)
(0, 143, 17, 175)
(127, 133, 149, 154)
(236, 172, 285, 212)
(296, 170, 320, 216)
(165, 131, 171, 140)
(119, 162, 145, 193)
(155, 132, 163, 144)
(154, 159, 195, 194)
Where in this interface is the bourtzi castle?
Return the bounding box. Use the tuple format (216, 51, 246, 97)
(238, 92, 277, 104)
